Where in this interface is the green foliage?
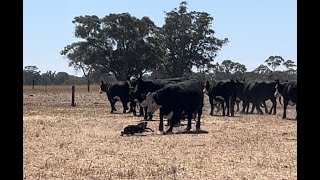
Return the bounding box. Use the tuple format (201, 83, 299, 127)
(205, 60, 247, 80)
(253, 64, 271, 74)
(63, 75, 87, 85)
(53, 72, 69, 85)
(157, 1, 228, 77)
(282, 59, 297, 76)
(61, 13, 162, 80)
(23, 66, 41, 85)
(57, 1, 296, 83)
(40, 70, 56, 85)
(264, 55, 285, 72)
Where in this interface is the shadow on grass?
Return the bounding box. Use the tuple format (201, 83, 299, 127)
(210, 114, 241, 118)
(162, 129, 209, 135)
(120, 134, 148, 137)
(286, 118, 297, 121)
(120, 129, 209, 137)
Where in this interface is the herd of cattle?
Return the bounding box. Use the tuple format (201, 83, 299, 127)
(99, 76, 297, 133)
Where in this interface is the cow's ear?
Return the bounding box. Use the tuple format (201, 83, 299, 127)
(100, 80, 104, 85)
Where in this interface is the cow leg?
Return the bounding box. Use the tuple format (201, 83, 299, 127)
(231, 101, 235, 117)
(138, 105, 144, 116)
(270, 98, 277, 115)
(209, 97, 214, 116)
(225, 100, 230, 116)
(159, 108, 164, 132)
(240, 101, 247, 114)
(120, 98, 128, 113)
(227, 98, 231, 116)
(166, 117, 171, 126)
(196, 105, 203, 130)
(166, 110, 182, 133)
(143, 107, 148, 120)
(255, 102, 264, 115)
(261, 101, 268, 114)
(283, 100, 288, 119)
(273, 99, 277, 115)
(245, 102, 250, 114)
(229, 96, 235, 117)
(221, 101, 226, 116)
(128, 101, 136, 115)
(186, 112, 192, 131)
(109, 98, 117, 113)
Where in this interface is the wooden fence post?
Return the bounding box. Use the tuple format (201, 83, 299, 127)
(71, 85, 75, 107)
(32, 80, 35, 89)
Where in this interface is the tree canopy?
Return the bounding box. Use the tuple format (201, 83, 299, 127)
(58, 1, 296, 82)
(61, 1, 228, 80)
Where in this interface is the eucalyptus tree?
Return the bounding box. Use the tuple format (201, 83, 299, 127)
(61, 14, 162, 81)
(282, 59, 297, 75)
(157, 1, 229, 77)
(264, 55, 285, 72)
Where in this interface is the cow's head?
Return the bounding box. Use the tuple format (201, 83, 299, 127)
(129, 75, 141, 93)
(274, 80, 286, 98)
(99, 80, 107, 93)
(140, 92, 162, 114)
(274, 84, 281, 97)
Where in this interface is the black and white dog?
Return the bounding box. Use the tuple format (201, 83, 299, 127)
(121, 122, 154, 136)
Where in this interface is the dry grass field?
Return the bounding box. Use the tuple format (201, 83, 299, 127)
(23, 85, 297, 180)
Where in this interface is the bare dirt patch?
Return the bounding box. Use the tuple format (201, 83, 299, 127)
(23, 85, 297, 179)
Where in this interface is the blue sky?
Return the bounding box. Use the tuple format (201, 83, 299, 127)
(24, 0, 296, 76)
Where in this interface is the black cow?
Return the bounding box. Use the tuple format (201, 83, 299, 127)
(240, 80, 278, 115)
(234, 79, 267, 114)
(99, 80, 132, 113)
(140, 80, 204, 133)
(274, 80, 297, 119)
(129, 76, 187, 120)
(204, 80, 237, 116)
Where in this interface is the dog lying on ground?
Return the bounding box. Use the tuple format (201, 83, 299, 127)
(121, 122, 154, 136)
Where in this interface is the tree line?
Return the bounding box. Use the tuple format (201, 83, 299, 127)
(25, 1, 296, 87)
(23, 55, 296, 86)
(23, 65, 117, 86)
